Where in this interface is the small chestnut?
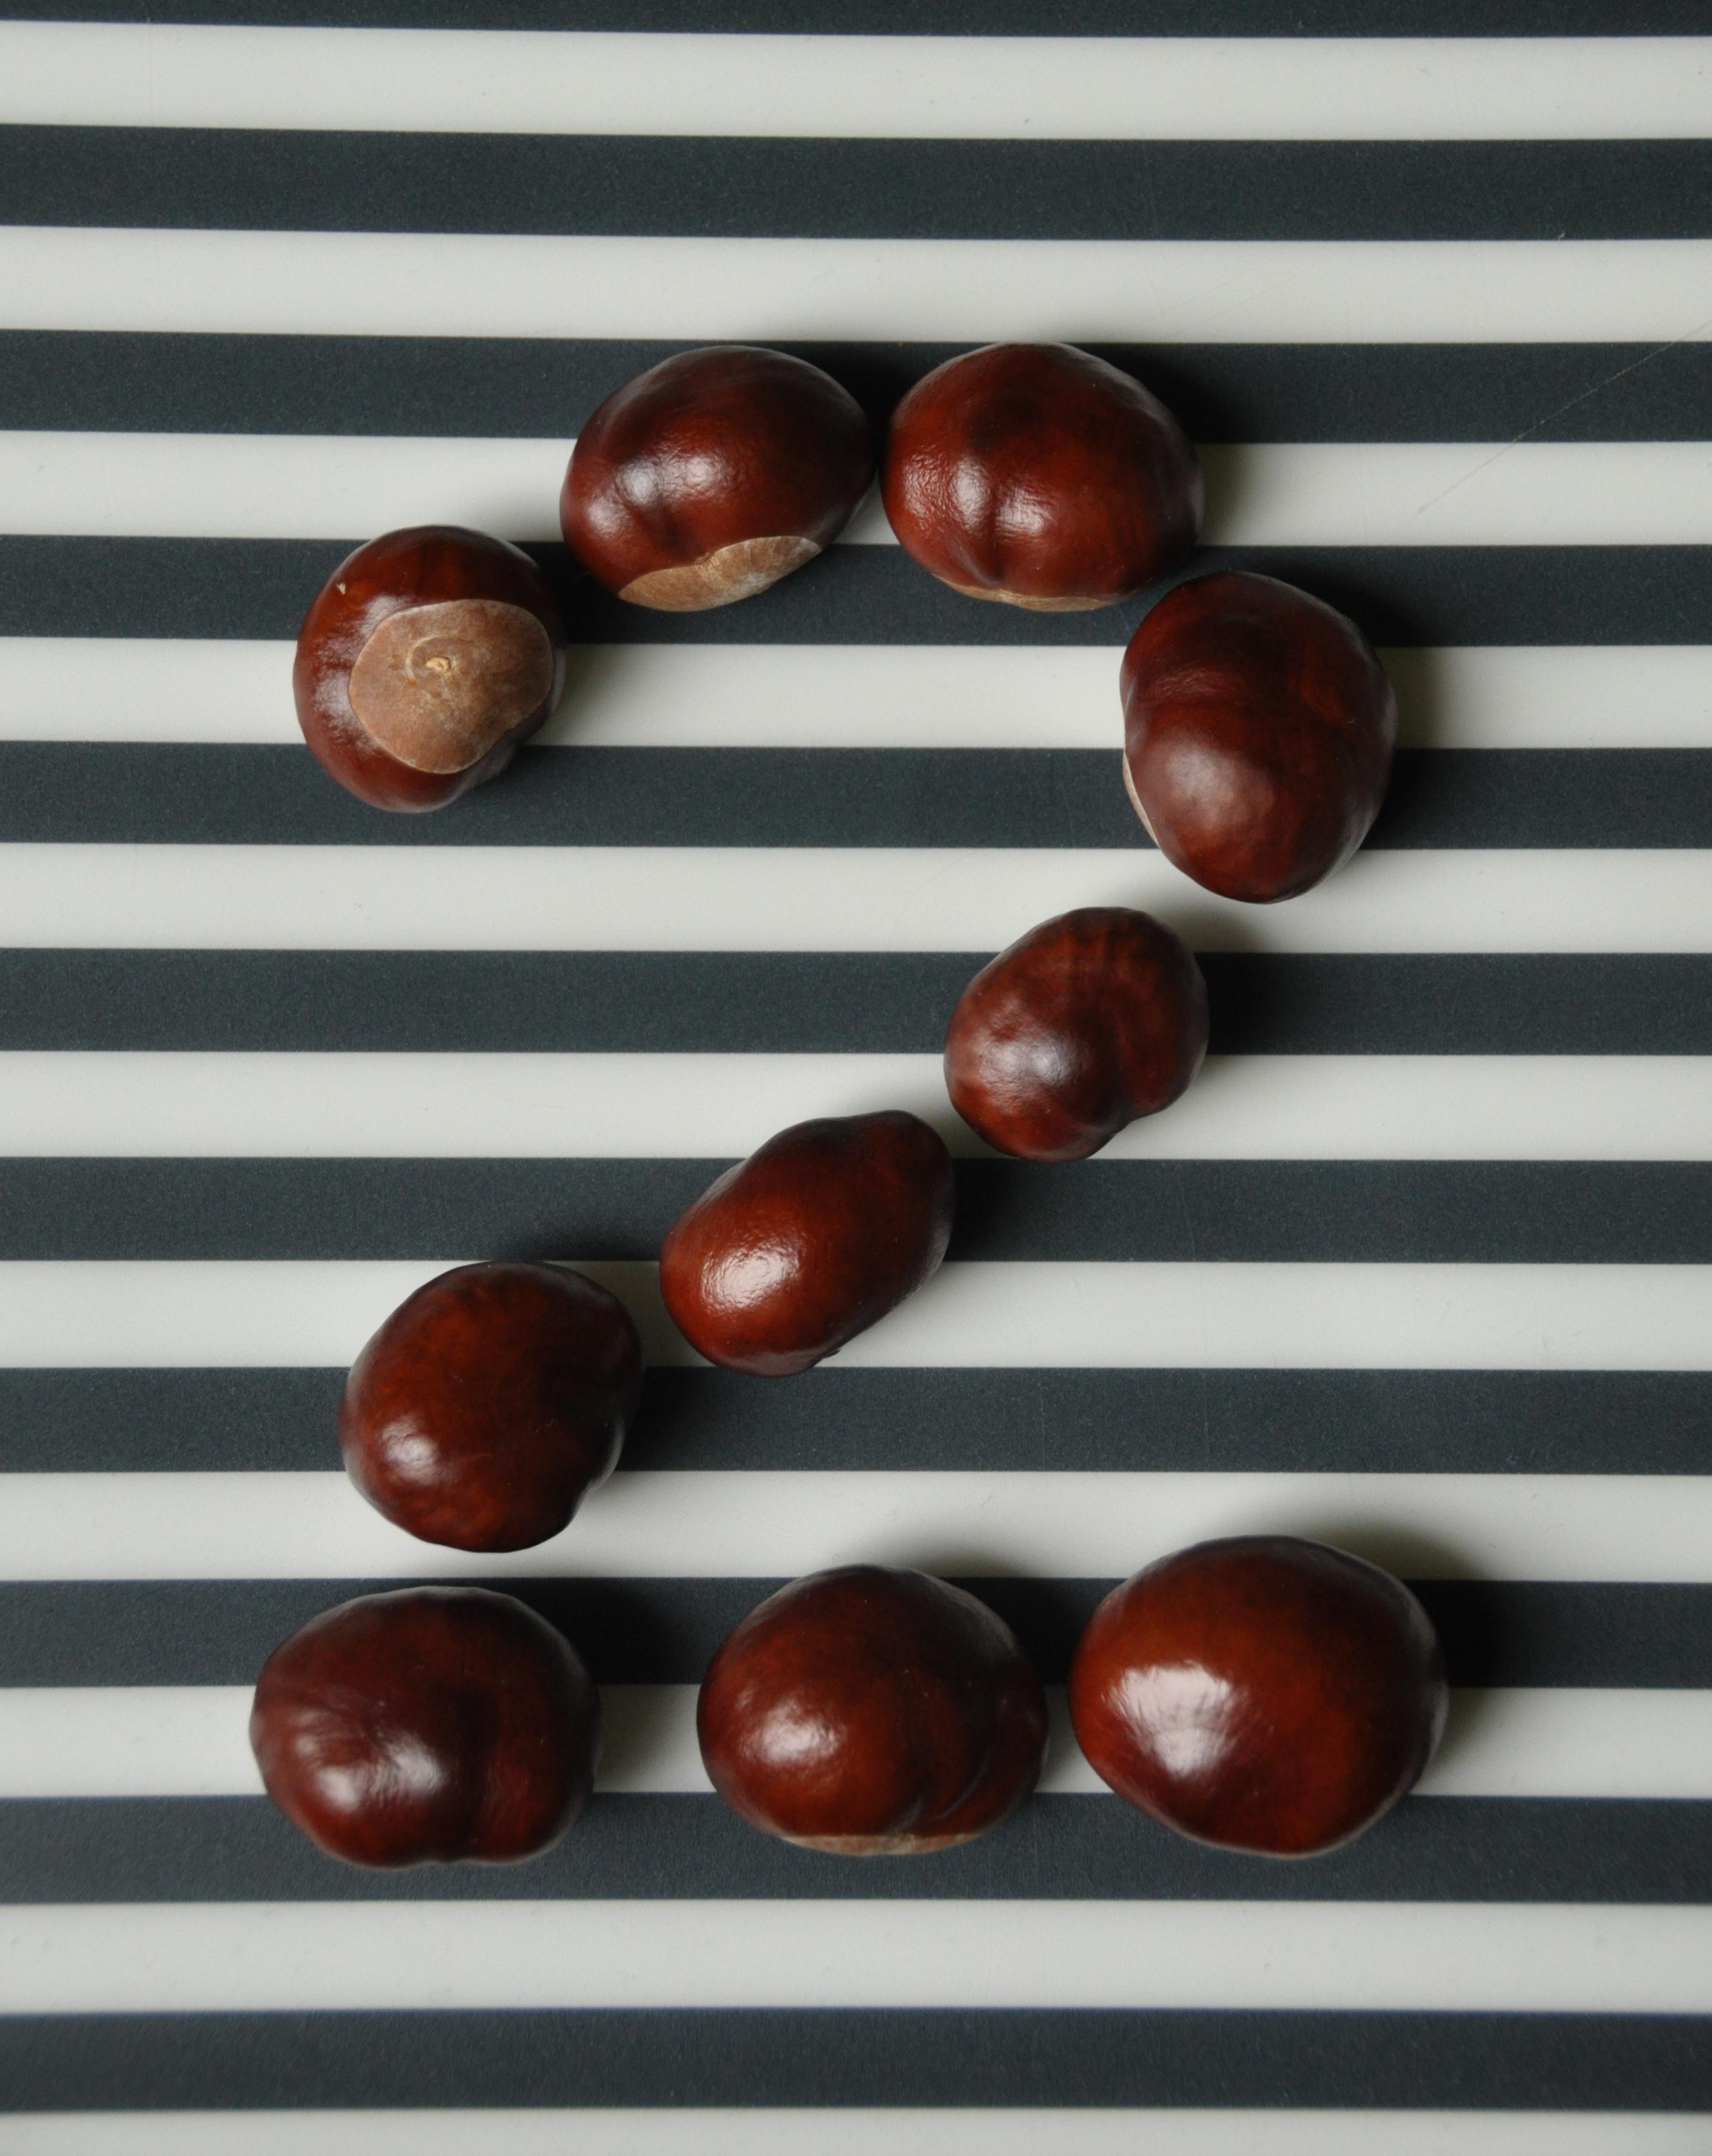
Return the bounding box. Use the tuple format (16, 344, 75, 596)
(1069, 1536, 1448, 1857)
(249, 1585, 599, 1867)
(1120, 569, 1398, 902)
(698, 1564, 1048, 1854)
(339, 1260, 643, 1553)
(294, 525, 567, 812)
(561, 345, 874, 610)
(659, 1111, 955, 1377)
(944, 907, 1208, 1161)
(881, 341, 1201, 611)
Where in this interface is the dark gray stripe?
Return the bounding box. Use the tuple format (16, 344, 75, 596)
(2, 951, 1705, 1056)
(4, 1578, 1704, 1689)
(5, 1794, 1708, 1906)
(7, 1367, 1708, 1476)
(6, 130, 1708, 240)
(7, 537, 1710, 644)
(7, 744, 1708, 850)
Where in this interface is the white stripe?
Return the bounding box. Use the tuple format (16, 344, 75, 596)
(5, 640, 1712, 751)
(3, 847, 1706, 955)
(0, 1258, 1702, 1376)
(3, 1468, 1708, 1584)
(7, 1685, 1709, 1802)
(6, 231, 1711, 344)
(9, 435, 1712, 547)
(4, 26, 1710, 140)
(2, 1052, 1708, 1163)
(2, 1897, 1708, 2014)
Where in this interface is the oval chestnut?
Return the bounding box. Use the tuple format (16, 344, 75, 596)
(249, 1585, 599, 1868)
(881, 342, 1201, 611)
(1069, 1536, 1448, 1857)
(294, 525, 567, 812)
(1120, 569, 1398, 903)
(699, 1564, 1048, 1854)
(945, 907, 1208, 1161)
(561, 345, 874, 610)
(340, 1260, 643, 1553)
(659, 1110, 955, 1377)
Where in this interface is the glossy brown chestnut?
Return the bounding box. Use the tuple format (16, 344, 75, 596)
(699, 1564, 1048, 1854)
(340, 1261, 643, 1553)
(659, 1111, 955, 1377)
(881, 342, 1201, 611)
(561, 346, 874, 610)
(294, 525, 567, 812)
(944, 907, 1208, 1161)
(249, 1585, 598, 1867)
(1069, 1536, 1448, 1857)
(1120, 570, 1398, 903)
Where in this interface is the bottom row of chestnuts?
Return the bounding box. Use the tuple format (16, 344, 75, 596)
(251, 1539, 1448, 1869)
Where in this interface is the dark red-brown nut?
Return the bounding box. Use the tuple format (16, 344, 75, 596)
(1120, 569, 1398, 903)
(659, 1112, 955, 1377)
(339, 1261, 643, 1553)
(1069, 1536, 1448, 1857)
(944, 907, 1208, 1161)
(250, 1585, 599, 1867)
(881, 342, 1201, 611)
(294, 525, 567, 812)
(699, 1565, 1048, 1854)
(561, 346, 874, 610)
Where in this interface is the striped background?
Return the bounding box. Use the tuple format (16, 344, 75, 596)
(1, 5, 1710, 2149)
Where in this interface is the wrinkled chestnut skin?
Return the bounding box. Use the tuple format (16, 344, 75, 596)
(340, 1261, 643, 1553)
(881, 343, 1201, 611)
(1120, 570, 1398, 903)
(250, 1586, 599, 1868)
(1070, 1537, 1448, 1857)
(945, 907, 1208, 1161)
(561, 346, 874, 610)
(699, 1565, 1048, 1854)
(295, 525, 567, 812)
(659, 1112, 955, 1376)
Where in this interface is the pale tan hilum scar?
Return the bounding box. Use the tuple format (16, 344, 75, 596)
(347, 599, 554, 773)
(621, 535, 819, 611)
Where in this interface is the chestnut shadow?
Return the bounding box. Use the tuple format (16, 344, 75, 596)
(1378, 643, 1447, 753)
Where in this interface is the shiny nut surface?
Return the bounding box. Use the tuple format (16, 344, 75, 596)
(881, 342, 1201, 611)
(659, 1110, 955, 1376)
(698, 1564, 1049, 1854)
(945, 906, 1208, 1160)
(250, 1586, 599, 1867)
(561, 345, 873, 610)
(1069, 1536, 1448, 1857)
(294, 525, 566, 812)
(1120, 569, 1398, 903)
(340, 1261, 643, 1553)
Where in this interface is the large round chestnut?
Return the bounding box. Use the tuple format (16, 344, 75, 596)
(250, 1586, 599, 1867)
(659, 1111, 955, 1377)
(561, 346, 873, 610)
(294, 525, 567, 812)
(699, 1565, 1048, 1854)
(881, 342, 1201, 611)
(339, 1261, 643, 1552)
(1120, 570, 1398, 903)
(945, 907, 1208, 1161)
(1069, 1536, 1448, 1857)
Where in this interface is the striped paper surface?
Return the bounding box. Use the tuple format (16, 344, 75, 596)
(1, 4, 1710, 2146)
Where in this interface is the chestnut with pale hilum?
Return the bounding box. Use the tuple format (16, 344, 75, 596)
(945, 907, 1208, 1162)
(659, 1110, 955, 1377)
(561, 345, 874, 611)
(249, 1586, 599, 1869)
(699, 1565, 1050, 1854)
(294, 525, 567, 812)
(882, 341, 1201, 611)
(1121, 569, 1398, 904)
(340, 1260, 643, 1554)
(1069, 1535, 1448, 1857)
